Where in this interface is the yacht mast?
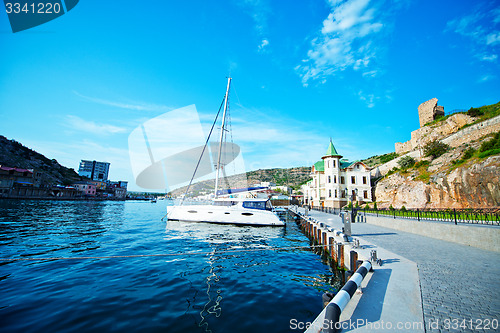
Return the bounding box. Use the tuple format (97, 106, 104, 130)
(214, 77, 231, 198)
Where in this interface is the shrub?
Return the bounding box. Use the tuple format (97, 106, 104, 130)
(467, 107, 484, 117)
(479, 131, 500, 152)
(462, 147, 475, 160)
(423, 140, 450, 159)
(414, 160, 430, 168)
(398, 156, 416, 169)
(373, 202, 378, 211)
(389, 205, 394, 211)
(401, 205, 407, 212)
(478, 148, 500, 159)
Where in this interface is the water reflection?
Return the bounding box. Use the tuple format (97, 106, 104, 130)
(1, 202, 341, 333)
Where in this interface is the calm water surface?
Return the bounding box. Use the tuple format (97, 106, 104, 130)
(0, 200, 341, 332)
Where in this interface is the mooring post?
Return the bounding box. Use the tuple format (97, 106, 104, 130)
(329, 237, 334, 259)
(338, 243, 344, 268)
(454, 208, 457, 225)
(350, 250, 358, 271)
(323, 231, 327, 251)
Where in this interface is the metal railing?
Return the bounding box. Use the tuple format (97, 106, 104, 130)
(305, 205, 499, 225)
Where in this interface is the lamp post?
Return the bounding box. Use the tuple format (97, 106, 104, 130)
(351, 188, 358, 223)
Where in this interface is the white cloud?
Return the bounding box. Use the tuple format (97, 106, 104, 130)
(486, 32, 500, 45)
(358, 90, 376, 108)
(296, 0, 388, 85)
(64, 115, 127, 135)
(73, 91, 173, 112)
(447, 6, 500, 60)
(478, 74, 495, 83)
(238, 0, 271, 51)
(226, 105, 351, 169)
(258, 38, 269, 51)
(480, 54, 498, 62)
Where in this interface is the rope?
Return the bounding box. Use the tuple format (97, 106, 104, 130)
(0, 244, 327, 262)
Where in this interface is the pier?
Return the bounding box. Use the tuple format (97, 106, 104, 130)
(289, 207, 500, 332)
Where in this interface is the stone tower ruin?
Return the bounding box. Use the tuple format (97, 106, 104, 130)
(418, 98, 444, 127)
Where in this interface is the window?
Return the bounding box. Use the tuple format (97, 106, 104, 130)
(329, 189, 331, 198)
(340, 176, 345, 184)
(334, 175, 337, 183)
(352, 190, 356, 197)
(328, 176, 331, 183)
(351, 176, 356, 184)
(333, 160, 336, 168)
(356, 164, 360, 169)
(363, 176, 367, 185)
(364, 191, 368, 199)
(334, 189, 337, 198)
(341, 190, 346, 198)
(243, 201, 267, 210)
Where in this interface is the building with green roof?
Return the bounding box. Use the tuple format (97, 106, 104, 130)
(302, 140, 373, 209)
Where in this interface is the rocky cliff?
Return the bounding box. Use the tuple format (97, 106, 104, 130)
(374, 101, 500, 209)
(375, 133, 500, 209)
(375, 156, 499, 208)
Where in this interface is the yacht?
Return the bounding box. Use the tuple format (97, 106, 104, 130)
(165, 78, 284, 227)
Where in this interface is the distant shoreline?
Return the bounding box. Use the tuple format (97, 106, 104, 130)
(0, 197, 135, 202)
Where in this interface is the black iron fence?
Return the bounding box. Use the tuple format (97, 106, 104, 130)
(306, 205, 500, 226)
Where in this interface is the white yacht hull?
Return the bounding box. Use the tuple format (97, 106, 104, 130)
(167, 205, 285, 226)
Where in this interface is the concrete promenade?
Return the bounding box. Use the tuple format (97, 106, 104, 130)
(302, 208, 500, 333)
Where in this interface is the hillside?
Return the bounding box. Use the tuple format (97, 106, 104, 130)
(371, 100, 500, 209)
(170, 166, 312, 197)
(0, 135, 81, 186)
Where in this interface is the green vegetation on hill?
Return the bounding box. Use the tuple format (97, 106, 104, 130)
(171, 166, 312, 197)
(424, 101, 500, 127)
(362, 152, 398, 167)
(246, 167, 311, 190)
(468, 101, 500, 122)
(0, 135, 81, 185)
(478, 131, 500, 158)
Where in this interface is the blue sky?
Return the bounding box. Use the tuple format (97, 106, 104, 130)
(1, 0, 499, 191)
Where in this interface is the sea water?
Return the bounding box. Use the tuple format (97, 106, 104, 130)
(0, 200, 341, 332)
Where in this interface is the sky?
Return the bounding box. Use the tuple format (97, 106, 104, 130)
(1, 0, 499, 192)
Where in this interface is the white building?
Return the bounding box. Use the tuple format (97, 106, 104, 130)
(301, 141, 372, 208)
(78, 160, 110, 181)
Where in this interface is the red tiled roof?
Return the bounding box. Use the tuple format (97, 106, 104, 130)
(0, 165, 33, 173)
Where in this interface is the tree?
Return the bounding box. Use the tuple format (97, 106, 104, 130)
(397, 156, 416, 169)
(423, 140, 449, 159)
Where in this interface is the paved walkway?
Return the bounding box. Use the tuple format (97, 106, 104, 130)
(303, 209, 500, 333)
